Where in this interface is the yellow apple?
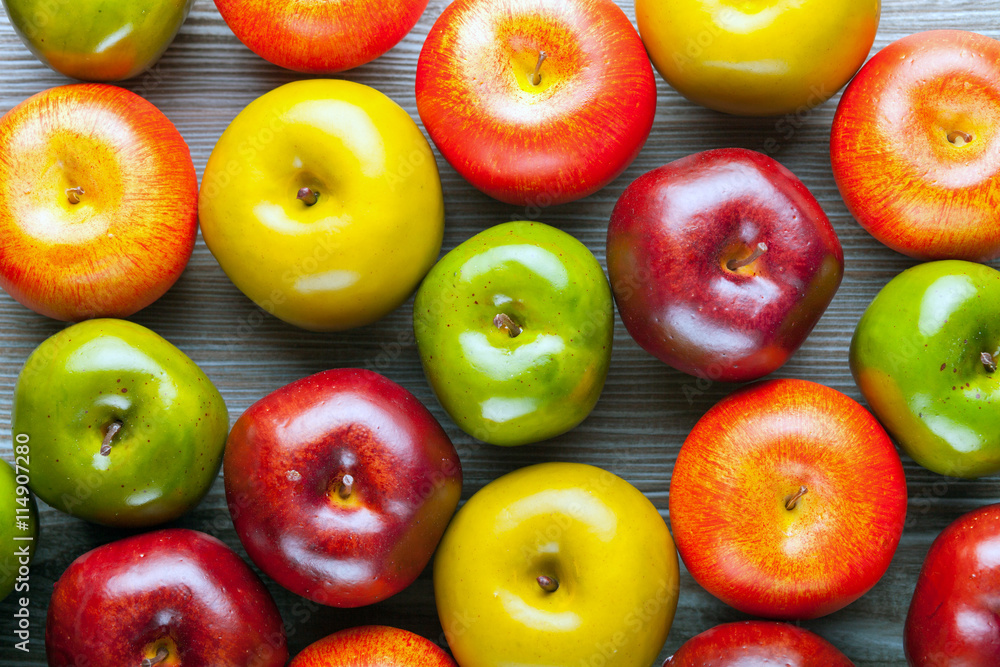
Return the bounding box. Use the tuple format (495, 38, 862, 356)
(635, 0, 880, 116)
(199, 79, 444, 331)
(434, 462, 679, 667)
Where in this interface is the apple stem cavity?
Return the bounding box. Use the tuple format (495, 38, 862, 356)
(141, 647, 169, 667)
(297, 187, 319, 206)
(785, 486, 808, 511)
(100, 420, 123, 456)
(727, 242, 768, 271)
(66, 186, 85, 205)
(537, 575, 559, 593)
(983, 352, 997, 374)
(530, 51, 548, 86)
(494, 313, 523, 338)
(338, 474, 354, 500)
(947, 130, 973, 147)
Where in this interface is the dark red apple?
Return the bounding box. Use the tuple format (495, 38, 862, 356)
(905, 503, 1000, 666)
(224, 368, 462, 608)
(45, 529, 287, 667)
(664, 621, 855, 666)
(607, 148, 844, 383)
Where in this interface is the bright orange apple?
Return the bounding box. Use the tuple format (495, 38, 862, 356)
(0, 84, 197, 321)
(289, 626, 455, 667)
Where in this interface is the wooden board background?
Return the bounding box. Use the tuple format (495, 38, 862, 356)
(1, 1, 998, 665)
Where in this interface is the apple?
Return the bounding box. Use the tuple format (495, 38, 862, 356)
(414, 221, 614, 446)
(607, 148, 844, 383)
(415, 0, 656, 206)
(45, 528, 287, 667)
(664, 621, 855, 667)
(831, 30, 1000, 262)
(0, 84, 198, 321)
(289, 626, 456, 667)
(11, 319, 229, 527)
(635, 0, 879, 116)
(669, 379, 907, 619)
(214, 0, 427, 73)
(905, 503, 1000, 666)
(199, 79, 444, 331)
(0, 460, 37, 601)
(224, 368, 462, 607)
(435, 462, 679, 667)
(851, 260, 1000, 478)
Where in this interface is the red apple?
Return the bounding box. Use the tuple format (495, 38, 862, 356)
(607, 148, 844, 383)
(290, 626, 456, 666)
(45, 529, 287, 667)
(224, 368, 462, 608)
(214, 0, 428, 73)
(0, 84, 197, 321)
(669, 379, 907, 620)
(663, 621, 855, 667)
(831, 30, 1000, 262)
(905, 503, 1000, 666)
(415, 0, 656, 206)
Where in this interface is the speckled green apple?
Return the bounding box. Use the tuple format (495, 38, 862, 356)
(11, 319, 229, 527)
(0, 460, 37, 601)
(851, 261, 1000, 478)
(414, 221, 613, 446)
(1, 0, 192, 81)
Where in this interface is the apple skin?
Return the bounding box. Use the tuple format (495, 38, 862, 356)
(414, 221, 614, 447)
(214, 0, 427, 73)
(435, 462, 679, 667)
(831, 30, 1000, 262)
(199, 79, 444, 332)
(905, 503, 1000, 667)
(607, 148, 844, 383)
(416, 0, 656, 206)
(1, 0, 191, 81)
(0, 460, 38, 601)
(663, 621, 855, 667)
(0, 84, 197, 321)
(11, 319, 229, 527)
(224, 368, 462, 608)
(669, 379, 907, 620)
(45, 528, 287, 667)
(289, 626, 456, 667)
(850, 260, 1000, 478)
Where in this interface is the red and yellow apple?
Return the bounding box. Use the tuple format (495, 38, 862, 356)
(832, 30, 1000, 262)
(0, 84, 197, 321)
(416, 0, 656, 206)
(664, 621, 855, 667)
(289, 626, 456, 667)
(669, 379, 907, 620)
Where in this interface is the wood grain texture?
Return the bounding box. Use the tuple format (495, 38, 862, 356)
(1, 1, 999, 665)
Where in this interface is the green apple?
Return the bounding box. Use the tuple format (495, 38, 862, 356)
(851, 260, 1000, 478)
(413, 221, 613, 446)
(0, 460, 37, 601)
(11, 319, 229, 526)
(1, 0, 191, 81)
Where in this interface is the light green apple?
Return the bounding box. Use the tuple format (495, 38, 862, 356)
(0, 460, 37, 601)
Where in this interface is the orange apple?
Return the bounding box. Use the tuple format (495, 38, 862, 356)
(0, 84, 197, 321)
(831, 30, 1000, 262)
(289, 626, 455, 667)
(669, 379, 907, 620)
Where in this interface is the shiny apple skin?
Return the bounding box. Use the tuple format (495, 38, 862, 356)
(416, 0, 656, 206)
(224, 368, 462, 608)
(45, 529, 287, 667)
(669, 379, 907, 620)
(905, 504, 1000, 666)
(663, 621, 855, 667)
(607, 148, 844, 383)
(0, 84, 197, 321)
(831, 30, 1000, 262)
(289, 626, 456, 667)
(214, 0, 427, 73)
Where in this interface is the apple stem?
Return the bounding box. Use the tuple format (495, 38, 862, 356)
(66, 187, 85, 205)
(141, 647, 169, 667)
(494, 313, 523, 338)
(530, 51, 548, 86)
(537, 575, 559, 593)
(948, 130, 973, 147)
(983, 352, 997, 374)
(338, 474, 354, 500)
(100, 421, 123, 456)
(727, 242, 768, 271)
(297, 187, 319, 206)
(785, 486, 808, 511)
